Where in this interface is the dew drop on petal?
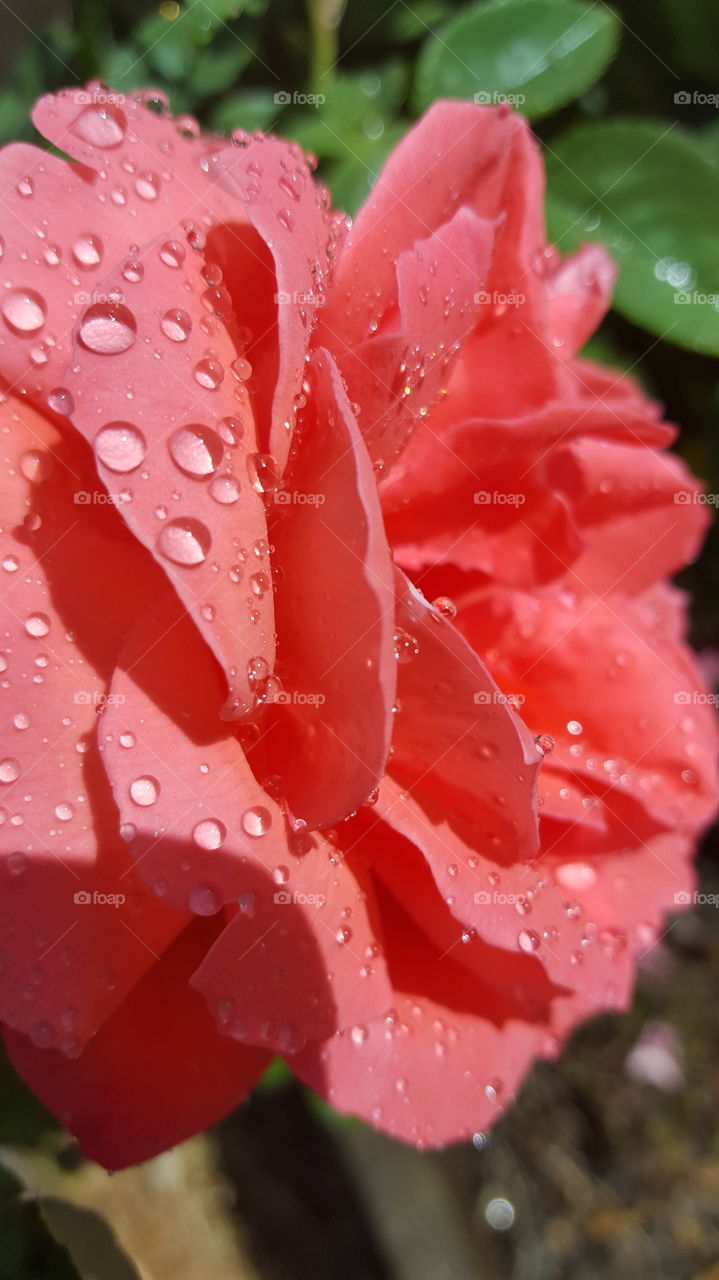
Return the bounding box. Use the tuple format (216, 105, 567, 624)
(0, 759, 20, 784)
(192, 818, 227, 850)
(188, 883, 222, 916)
(517, 929, 541, 953)
(25, 613, 50, 638)
(160, 308, 192, 342)
(72, 234, 103, 268)
(129, 775, 160, 806)
(47, 388, 74, 417)
(241, 806, 272, 837)
(159, 240, 186, 268)
(2, 289, 46, 334)
(79, 303, 136, 354)
(94, 422, 147, 472)
(72, 104, 126, 148)
(168, 424, 223, 477)
(209, 473, 241, 504)
(157, 519, 211, 566)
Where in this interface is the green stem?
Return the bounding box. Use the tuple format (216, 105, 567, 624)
(307, 0, 346, 93)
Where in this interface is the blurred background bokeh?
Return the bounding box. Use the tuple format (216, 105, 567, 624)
(1, 1, 718, 1276)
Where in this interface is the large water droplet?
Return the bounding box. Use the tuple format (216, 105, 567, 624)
(0, 759, 20, 784)
(188, 882, 222, 916)
(2, 289, 46, 334)
(192, 818, 227, 850)
(157, 519, 211, 566)
(94, 422, 147, 473)
(242, 806, 272, 837)
(247, 453, 278, 495)
(72, 234, 103, 269)
(79, 302, 136, 354)
(72, 104, 126, 148)
(25, 613, 50, 638)
(209, 473, 241, 504)
(168, 424, 223, 478)
(129, 775, 160, 806)
(161, 308, 192, 342)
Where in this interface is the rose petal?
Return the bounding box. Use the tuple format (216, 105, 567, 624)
(4, 917, 270, 1169)
(546, 243, 617, 356)
(266, 348, 396, 827)
(100, 585, 393, 1049)
(0, 395, 187, 1049)
(64, 222, 275, 719)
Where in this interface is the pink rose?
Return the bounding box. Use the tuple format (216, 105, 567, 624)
(0, 88, 715, 1167)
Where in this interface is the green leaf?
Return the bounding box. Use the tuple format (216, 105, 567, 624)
(413, 0, 620, 118)
(188, 43, 254, 97)
(546, 119, 719, 355)
(209, 89, 280, 135)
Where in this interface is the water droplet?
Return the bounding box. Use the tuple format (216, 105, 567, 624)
(129, 775, 160, 806)
(122, 259, 144, 283)
(192, 818, 226, 850)
(119, 732, 135, 749)
(72, 104, 126, 148)
(350, 1024, 368, 1045)
(2, 288, 46, 334)
(25, 613, 50, 638)
(54, 802, 74, 822)
(168, 424, 223, 477)
(47, 387, 74, 416)
(555, 862, 596, 892)
(567, 720, 583, 736)
(135, 172, 160, 200)
(431, 596, 457, 619)
(188, 883, 222, 916)
(156, 518, 211, 566)
(247, 453, 278, 495)
(94, 422, 147, 472)
(29, 1020, 55, 1048)
(79, 302, 136, 354)
(517, 929, 541, 953)
(242, 806, 272, 837)
(209, 473, 241, 504)
(159, 240, 186, 268)
(161, 308, 192, 342)
(17, 177, 34, 198)
(336, 925, 352, 945)
(534, 733, 555, 756)
(72, 234, 103, 268)
(193, 357, 224, 390)
(0, 759, 20, 784)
